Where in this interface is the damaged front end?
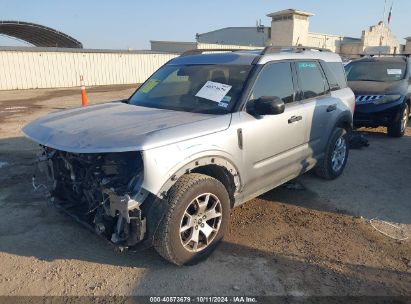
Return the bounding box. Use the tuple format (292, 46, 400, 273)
(35, 146, 151, 248)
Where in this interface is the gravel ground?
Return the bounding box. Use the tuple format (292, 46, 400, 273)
(0, 86, 410, 297)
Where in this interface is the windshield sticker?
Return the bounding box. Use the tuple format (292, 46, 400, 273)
(387, 69, 402, 75)
(298, 62, 317, 69)
(195, 81, 232, 102)
(140, 79, 160, 94)
(218, 102, 229, 108)
(221, 95, 232, 103)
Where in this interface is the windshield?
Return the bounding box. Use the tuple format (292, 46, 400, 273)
(129, 64, 252, 114)
(345, 60, 406, 82)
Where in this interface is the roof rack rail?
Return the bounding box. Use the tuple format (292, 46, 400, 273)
(360, 53, 410, 58)
(262, 46, 332, 55)
(180, 48, 249, 57)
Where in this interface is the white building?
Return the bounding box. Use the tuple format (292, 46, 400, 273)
(151, 8, 404, 57)
(404, 37, 411, 54)
(196, 27, 269, 47)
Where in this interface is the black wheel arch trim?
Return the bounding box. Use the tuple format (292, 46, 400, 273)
(129, 194, 169, 250)
(330, 111, 353, 135)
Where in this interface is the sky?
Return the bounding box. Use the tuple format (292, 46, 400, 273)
(0, 0, 409, 49)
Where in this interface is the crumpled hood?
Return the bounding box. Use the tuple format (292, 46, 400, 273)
(348, 80, 407, 96)
(22, 102, 231, 153)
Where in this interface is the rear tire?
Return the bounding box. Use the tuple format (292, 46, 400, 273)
(387, 103, 409, 138)
(154, 173, 230, 266)
(315, 127, 349, 180)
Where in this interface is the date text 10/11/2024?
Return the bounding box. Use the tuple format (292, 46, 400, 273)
(149, 296, 258, 303)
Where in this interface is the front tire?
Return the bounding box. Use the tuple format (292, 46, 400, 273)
(154, 173, 230, 266)
(315, 127, 349, 180)
(387, 103, 409, 137)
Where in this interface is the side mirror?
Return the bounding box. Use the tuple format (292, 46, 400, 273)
(329, 83, 340, 91)
(248, 96, 285, 115)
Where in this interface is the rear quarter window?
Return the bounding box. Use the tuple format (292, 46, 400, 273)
(323, 62, 348, 90)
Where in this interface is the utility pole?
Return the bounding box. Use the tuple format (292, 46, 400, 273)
(379, 0, 388, 55)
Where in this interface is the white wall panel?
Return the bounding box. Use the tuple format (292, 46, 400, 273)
(197, 42, 262, 50)
(0, 50, 177, 90)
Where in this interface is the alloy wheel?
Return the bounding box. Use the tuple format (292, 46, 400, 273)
(331, 136, 347, 172)
(400, 105, 409, 133)
(179, 193, 222, 253)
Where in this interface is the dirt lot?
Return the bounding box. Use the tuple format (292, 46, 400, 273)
(0, 86, 410, 297)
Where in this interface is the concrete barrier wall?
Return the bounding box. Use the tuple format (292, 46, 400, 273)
(197, 42, 263, 50)
(150, 41, 263, 53)
(0, 48, 178, 90)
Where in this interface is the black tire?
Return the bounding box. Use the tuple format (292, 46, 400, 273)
(315, 127, 349, 180)
(154, 173, 230, 266)
(387, 103, 409, 138)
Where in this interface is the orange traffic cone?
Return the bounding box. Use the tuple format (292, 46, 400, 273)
(80, 75, 88, 107)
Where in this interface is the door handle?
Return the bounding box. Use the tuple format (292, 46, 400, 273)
(237, 128, 243, 150)
(327, 104, 337, 112)
(288, 115, 302, 124)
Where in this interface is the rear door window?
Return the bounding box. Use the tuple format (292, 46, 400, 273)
(295, 61, 328, 99)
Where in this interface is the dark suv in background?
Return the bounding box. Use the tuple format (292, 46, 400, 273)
(345, 56, 410, 137)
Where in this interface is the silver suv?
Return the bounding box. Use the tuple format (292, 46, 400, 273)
(23, 47, 355, 265)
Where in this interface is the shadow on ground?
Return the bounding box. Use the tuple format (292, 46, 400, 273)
(0, 135, 410, 296)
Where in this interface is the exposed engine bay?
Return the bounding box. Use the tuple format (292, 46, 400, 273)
(35, 146, 150, 247)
